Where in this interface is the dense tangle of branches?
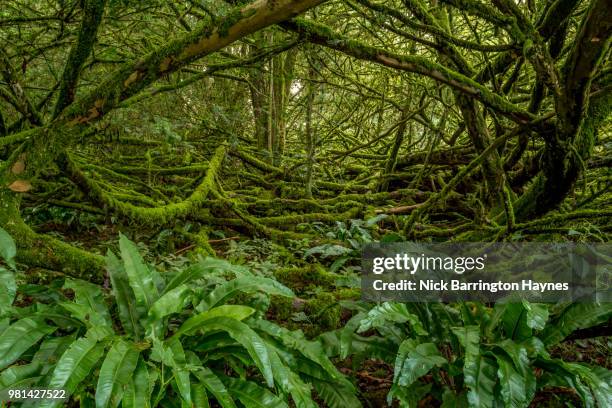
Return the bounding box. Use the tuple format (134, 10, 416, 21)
(0, 0, 610, 280)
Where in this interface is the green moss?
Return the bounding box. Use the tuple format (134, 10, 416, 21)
(334, 288, 360, 300)
(269, 295, 294, 321)
(230, 148, 284, 175)
(67, 144, 227, 225)
(217, 9, 246, 38)
(0, 189, 105, 282)
(304, 292, 340, 331)
(258, 207, 361, 228)
(274, 264, 335, 291)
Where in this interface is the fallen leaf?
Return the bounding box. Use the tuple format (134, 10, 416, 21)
(123, 71, 139, 88)
(11, 161, 25, 175)
(8, 180, 32, 192)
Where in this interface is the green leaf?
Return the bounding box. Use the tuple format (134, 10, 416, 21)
(536, 358, 611, 407)
(0, 317, 56, 370)
(175, 305, 255, 336)
(164, 258, 251, 293)
(521, 301, 548, 330)
(494, 340, 536, 402)
(33, 334, 78, 376)
(223, 376, 288, 408)
(304, 244, 352, 259)
(170, 341, 192, 406)
(394, 339, 446, 387)
(148, 284, 192, 321)
(118, 233, 159, 312)
(440, 390, 469, 408)
(0, 226, 16, 269)
(267, 349, 316, 408)
(452, 326, 496, 408)
(145, 284, 192, 337)
(541, 302, 612, 346)
(95, 339, 140, 408)
(40, 334, 106, 408)
(150, 337, 191, 404)
(309, 377, 361, 408)
(388, 382, 431, 407)
(0, 318, 8, 335)
(61, 279, 112, 328)
(122, 357, 152, 408)
(106, 250, 142, 340)
(0, 361, 41, 390)
(0, 267, 16, 315)
(561, 361, 611, 408)
(329, 256, 350, 273)
(500, 302, 532, 340)
(192, 381, 210, 408)
(193, 368, 236, 408)
(357, 302, 427, 335)
(340, 312, 366, 359)
(577, 365, 612, 407)
(198, 276, 293, 311)
(493, 353, 529, 408)
(249, 319, 340, 380)
(183, 316, 274, 388)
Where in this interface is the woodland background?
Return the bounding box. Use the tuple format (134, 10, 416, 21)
(0, 0, 610, 407)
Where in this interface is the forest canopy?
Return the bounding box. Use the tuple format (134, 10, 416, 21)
(0, 0, 610, 407)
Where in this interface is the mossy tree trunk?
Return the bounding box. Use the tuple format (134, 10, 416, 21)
(0, 187, 105, 281)
(0, 0, 328, 278)
(513, 0, 611, 220)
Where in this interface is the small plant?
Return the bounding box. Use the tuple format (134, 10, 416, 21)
(301, 216, 386, 273)
(0, 233, 359, 407)
(0, 226, 17, 318)
(321, 300, 612, 407)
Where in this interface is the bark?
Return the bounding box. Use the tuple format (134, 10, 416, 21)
(53, 0, 107, 118)
(304, 59, 316, 198)
(249, 64, 270, 150)
(248, 34, 271, 150)
(0, 189, 105, 281)
(0, 50, 42, 126)
(513, 0, 611, 220)
(378, 106, 409, 192)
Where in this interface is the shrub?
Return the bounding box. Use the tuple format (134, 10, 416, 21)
(0, 232, 359, 407)
(320, 300, 611, 407)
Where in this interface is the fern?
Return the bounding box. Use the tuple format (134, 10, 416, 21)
(333, 300, 611, 407)
(0, 234, 355, 407)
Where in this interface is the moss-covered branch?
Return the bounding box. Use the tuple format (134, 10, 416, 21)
(66, 144, 227, 224)
(57, 0, 327, 128)
(404, 125, 525, 234)
(0, 190, 105, 281)
(52, 0, 108, 118)
(282, 18, 535, 124)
